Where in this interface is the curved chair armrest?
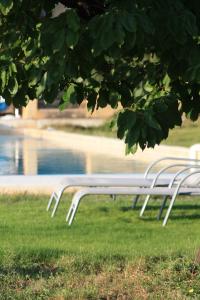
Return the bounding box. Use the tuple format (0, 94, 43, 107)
(169, 166, 200, 188)
(175, 170, 200, 191)
(162, 170, 200, 226)
(149, 163, 198, 189)
(139, 163, 200, 218)
(144, 157, 200, 179)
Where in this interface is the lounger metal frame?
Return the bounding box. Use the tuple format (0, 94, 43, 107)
(47, 157, 200, 217)
(66, 170, 200, 226)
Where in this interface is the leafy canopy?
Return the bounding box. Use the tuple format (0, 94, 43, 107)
(0, 0, 200, 151)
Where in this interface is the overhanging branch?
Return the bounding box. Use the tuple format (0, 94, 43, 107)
(58, 0, 106, 19)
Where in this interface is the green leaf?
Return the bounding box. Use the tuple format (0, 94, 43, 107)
(113, 22, 125, 45)
(125, 143, 138, 155)
(0, 69, 7, 91)
(119, 85, 132, 107)
(125, 125, 140, 147)
(144, 112, 162, 131)
(162, 74, 171, 87)
(109, 91, 120, 108)
(91, 12, 125, 54)
(185, 64, 200, 82)
(28, 68, 42, 87)
(9, 62, 17, 73)
(8, 77, 18, 95)
(121, 12, 137, 33)
(66, 30, 79, 48)
(61, 84, 77, 108)
(66, 9, 80, 32)
(98, 14, 115, 50)
(144, 81, 154, 93)
(137, 12, 154, 35)
(187, 109, 199, 121)
(184, 11, 198, 37)
(87, 90, 98, 112)
(0, 0, 13, 15)
(117, 110, 137, 139)
(53, 28, 65, 51)
(36, 72, 47, 98)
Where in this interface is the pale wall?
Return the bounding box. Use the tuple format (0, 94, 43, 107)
(22, 99, 116, 120)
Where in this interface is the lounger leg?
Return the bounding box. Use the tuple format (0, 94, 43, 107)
(66, 200, 75, 222)
(66, 189, 85, 222)
(47, 185, 64, 213)
(162, 192, 179, 226)
(51, 192, 61, 217)
(68, 198, 81, 226)
(47, 192, 56, 211)
(140, 195, 151, 217)
(132, 195, 140, 209)
(51, 186, 67, 217)
(67, 189, 89, 226)
(157, 196, 168, 220)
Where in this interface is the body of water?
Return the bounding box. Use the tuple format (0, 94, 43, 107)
(0, 134, 147, 175)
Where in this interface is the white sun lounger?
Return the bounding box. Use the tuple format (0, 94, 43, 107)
(65, 162, 200, 223)
(47, 157, 200, 217)
(139, 164, 200, 218)
(48, 174, 171, 217)
(66, 170, 200, 227)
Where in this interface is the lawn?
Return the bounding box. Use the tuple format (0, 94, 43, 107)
(52, 120, 116, 138)
(53, 117, 200, 148)
(1, 194, 200, 299)
(163, 119, 200, 147)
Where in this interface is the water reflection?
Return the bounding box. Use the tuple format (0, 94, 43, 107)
(0, 135, 24, 175)
(0, 134, 147, 175)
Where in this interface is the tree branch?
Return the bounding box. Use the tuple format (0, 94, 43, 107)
(58, 0, 106, 19)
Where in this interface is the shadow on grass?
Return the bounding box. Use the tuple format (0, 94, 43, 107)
(98, 206, 110, 213)
(14, 262, 62, 278)
(0, 263, 63, 279)
(140, 212, 200, 222)
(0, 248, 66, 278)
(168, 204, 200, 210)
(0, 253, 128, 278)
(119, 204, 200, 212)
(167, 214, 200, 221)
(119, 205, 161, 212)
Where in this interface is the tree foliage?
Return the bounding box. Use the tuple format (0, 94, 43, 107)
(0, 0, 200, 151)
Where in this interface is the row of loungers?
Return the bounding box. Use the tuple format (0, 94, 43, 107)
(47, 157, 200, 226)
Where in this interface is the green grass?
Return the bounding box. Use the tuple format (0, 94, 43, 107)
(162, 119, 200, 147)
(52, 121, 116, 138)
(1, 194, 200, 299)
(53, 118, 200, 148)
